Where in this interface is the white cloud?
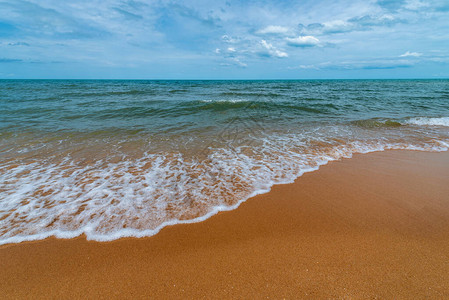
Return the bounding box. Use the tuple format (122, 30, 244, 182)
(293, 58, 415, 70)
(222, 35, 239, 44)
(404, 0, 429, 10)
(285, 35, 320, 47)
(400, 51, 423, 57)
(2, 0, 448, 78)
(260, 40, 288, 58)
(321, 20, 353, 33)
(257, 25, 290, 35)
(230, 57, 247, 67)
(297, 14, 404, 36)
(296, 64, 320, 70)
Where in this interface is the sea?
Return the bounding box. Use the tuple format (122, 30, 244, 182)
(1, 79, 448, 245)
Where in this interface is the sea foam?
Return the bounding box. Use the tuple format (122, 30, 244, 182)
(406, 117, 449, 127)
(1, 136, 448, 246)
(1, 79, 449, 245)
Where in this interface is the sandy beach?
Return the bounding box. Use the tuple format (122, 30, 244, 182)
(1, 150, 449, 299)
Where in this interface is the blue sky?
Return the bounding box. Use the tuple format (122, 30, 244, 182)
(0, 0, 448, 79)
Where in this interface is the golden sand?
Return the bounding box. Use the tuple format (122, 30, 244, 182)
(1, 150, 449, 298)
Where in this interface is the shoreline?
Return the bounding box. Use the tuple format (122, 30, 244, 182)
(1, 150, 449, 298)
(1, 147, 446, 247)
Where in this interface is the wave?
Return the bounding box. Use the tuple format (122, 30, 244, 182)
(2, 80, 449, 245)
(351, 119, 402, 128)
(351, 117, 449, 129)
(1, 136, 448, 246)
(405, 117, 449, 127)
(190, 100, 335, 114)
(60, 90, 156, 97)
(218, 91, 285, 98)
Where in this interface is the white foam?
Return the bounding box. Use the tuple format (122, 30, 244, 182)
(199, 99, 251, 103)
(406, 117, 449, 127)
(1, 135, 448, 246)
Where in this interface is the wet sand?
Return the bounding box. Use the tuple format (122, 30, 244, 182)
(1, 150, 449, 299)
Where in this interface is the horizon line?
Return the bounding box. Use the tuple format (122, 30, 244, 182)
(1, 78, 448, 81)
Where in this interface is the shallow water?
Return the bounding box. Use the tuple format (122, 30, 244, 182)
(1, 79, 448, 244)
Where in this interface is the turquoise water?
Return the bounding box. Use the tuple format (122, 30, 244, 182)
(1, 80, 448, 244)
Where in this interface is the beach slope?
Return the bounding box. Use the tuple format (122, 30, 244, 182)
(1, 150, 449, 298)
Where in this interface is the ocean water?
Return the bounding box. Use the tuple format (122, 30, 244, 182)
(1, 79, 448, 245)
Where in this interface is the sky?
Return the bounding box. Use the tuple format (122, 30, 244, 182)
(0, 0, 449, 79)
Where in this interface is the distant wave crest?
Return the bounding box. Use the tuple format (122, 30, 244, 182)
(406, 117, 449, 127)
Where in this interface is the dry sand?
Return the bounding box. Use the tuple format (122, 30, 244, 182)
(1, 150, 449, 299)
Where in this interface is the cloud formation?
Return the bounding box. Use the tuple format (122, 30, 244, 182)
(293, 58, 415, 71)
(0, 0, 448, 78)
(259, 40, 288, 58)
(400, 51, 422, 57)
(286, 36, 320, 47)
(257, 25, 290, 35)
